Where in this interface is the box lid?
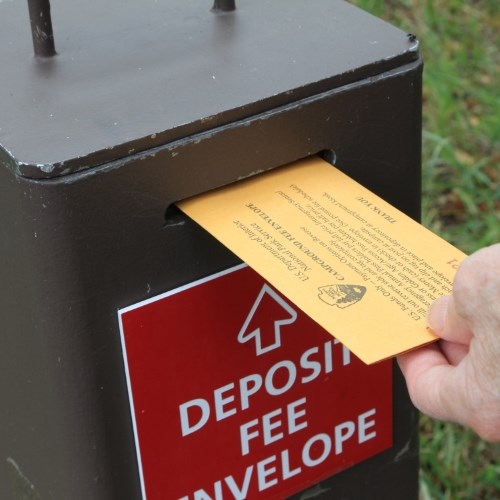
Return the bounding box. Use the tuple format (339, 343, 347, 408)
(0, 0, 418, 179)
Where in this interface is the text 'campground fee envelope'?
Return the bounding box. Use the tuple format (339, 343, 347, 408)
(178, 157, 466, 364)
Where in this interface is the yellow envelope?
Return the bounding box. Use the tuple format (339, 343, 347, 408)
(178, 157, 466, 364)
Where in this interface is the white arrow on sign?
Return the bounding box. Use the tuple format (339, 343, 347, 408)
(237, 284, 297, 356)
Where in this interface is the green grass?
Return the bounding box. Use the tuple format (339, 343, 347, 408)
(419, 420, 500, 499)
(352, 0, 500, 498)
(353, 0, 500, 254)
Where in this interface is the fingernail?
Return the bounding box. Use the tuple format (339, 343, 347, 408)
(427, 297, 449, 333)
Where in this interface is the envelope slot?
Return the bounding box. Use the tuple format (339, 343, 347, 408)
(319, 149, 337, 166)
(163, 204, 187, 229)
(163, 150, 337, 228)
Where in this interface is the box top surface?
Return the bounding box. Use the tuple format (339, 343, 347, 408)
(0, 0, 418, 179)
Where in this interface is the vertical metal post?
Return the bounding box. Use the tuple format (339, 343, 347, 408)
(27, 0, 56, 57)
(212, 0, 236, 12)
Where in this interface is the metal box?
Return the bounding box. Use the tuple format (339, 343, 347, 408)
(0, 1, 421, 498)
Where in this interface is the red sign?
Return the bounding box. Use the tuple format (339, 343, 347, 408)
(119, 264, 392, 500)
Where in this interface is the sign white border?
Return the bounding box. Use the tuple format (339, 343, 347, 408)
(117, 263, 247, 500)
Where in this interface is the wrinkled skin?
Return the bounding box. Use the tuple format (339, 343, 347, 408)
(398, 243, 500, 442)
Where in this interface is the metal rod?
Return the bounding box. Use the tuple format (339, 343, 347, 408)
(27, 0, 56, 57)
(212, 0, 236, 13)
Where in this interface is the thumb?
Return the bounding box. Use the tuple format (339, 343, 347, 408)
(427, 295, 473, 345)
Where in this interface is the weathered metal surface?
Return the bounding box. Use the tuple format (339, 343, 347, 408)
(0, 0, 417, 178)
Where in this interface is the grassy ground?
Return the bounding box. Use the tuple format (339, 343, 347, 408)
(351, 0, 499, 498)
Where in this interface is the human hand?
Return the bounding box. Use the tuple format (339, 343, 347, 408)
(397, 243, 500, 442)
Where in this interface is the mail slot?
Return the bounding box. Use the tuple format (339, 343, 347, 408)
(0, 1, 421, 499)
